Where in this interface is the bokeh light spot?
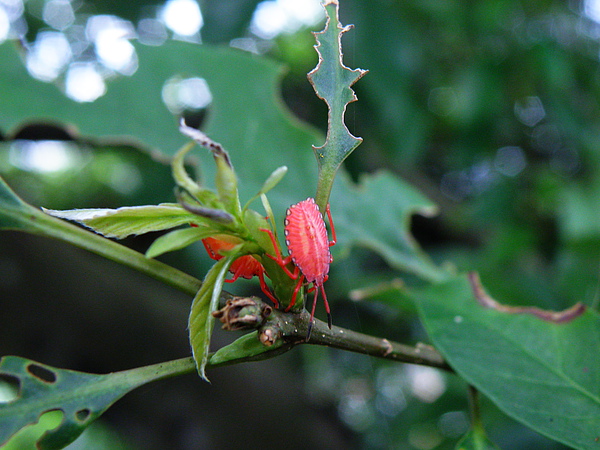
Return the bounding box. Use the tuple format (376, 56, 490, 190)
(65, 63, 106, 102)
(161, 0, 203, 37)
(26, 31, 72, 81)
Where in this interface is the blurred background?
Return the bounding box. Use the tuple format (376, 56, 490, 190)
(2, 0, 600, 448)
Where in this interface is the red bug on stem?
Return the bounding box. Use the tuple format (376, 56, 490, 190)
(261, 197, 336, 339)
(202, 236, 279, 307)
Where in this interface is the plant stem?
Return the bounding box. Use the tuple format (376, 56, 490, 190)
(27, 207, 203, 297)
(256, 307, 452, 371)
(26, 207, 450, 372)
(306, 315, 451, 371)
(468, 384, 483, 427)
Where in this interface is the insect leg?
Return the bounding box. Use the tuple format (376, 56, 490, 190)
(259, 227, 296, 279)
(257, 270, 279, 308)
(320, 284, 332, 329)
(326, 203, 337, 247)
(306, 284, 320, 341)
(285, 273, 304, 312)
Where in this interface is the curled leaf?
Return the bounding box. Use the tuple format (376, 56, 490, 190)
(179, 119, 242, 218)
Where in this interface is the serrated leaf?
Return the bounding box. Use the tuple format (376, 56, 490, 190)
(309, 0, 367, 209)
(146, 226, 214, 259)
(189, 251, 241, 380)
(0, 356, 195, 449)
(43, 204, 199, 239)
(414, 274, 600, 450)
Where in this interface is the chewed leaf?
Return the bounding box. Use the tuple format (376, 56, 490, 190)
(43, 204, 199, 239)
(146, 226, 214, 258)
(189, 251, 241, 380)
(309, 0, 367, 210)
(0, 357, 138, 448)
(0, 356, 196, 449)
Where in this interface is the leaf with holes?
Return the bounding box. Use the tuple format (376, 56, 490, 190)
(414, 273, 600, 450)
(189, 251, 241, 381)
(0, 356, 196, 449)
(309, 0, 367, 209)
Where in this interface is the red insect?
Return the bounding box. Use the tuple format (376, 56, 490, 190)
(261, 197, 336, 338)
(202, 236, 279, 307)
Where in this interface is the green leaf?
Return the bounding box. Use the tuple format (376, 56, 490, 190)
(189, 251, 241, 380)
(0, 356, 195, 449)
(243, 166, 288, 211)
(0, 176, 40, 232)
(43, 204, 199, 239)
(414, 273, 600, 450)
(0, 35, 435, 283)
(178, 123, 243, 220)
(0, 179, 202, 296)
(332, 171, 446, 282)
(456, 425, 500, 450)
(171, 141, 207, 200)
(308, 0, 367, 210)
(145, 226, 214, 259)
(209, 331, 285, 367)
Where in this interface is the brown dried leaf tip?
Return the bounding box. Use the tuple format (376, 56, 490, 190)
(468, 272, 586, 323)
(212, 296, 272, 331)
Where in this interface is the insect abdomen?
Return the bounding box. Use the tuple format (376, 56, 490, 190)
(285, 198, 330, 285)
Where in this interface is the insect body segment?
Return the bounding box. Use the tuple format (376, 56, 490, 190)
(262, 197, 336, 339)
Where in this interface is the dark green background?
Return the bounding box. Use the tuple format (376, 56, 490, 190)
(3, 0, 598, 448)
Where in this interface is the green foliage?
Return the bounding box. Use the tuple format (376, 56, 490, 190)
(307, 1, 367, 210)
(331, 171, 446, 282)
(456, 424, 500, 450)
(2, 0, 600, 448)
(0, 355, 195, 448)
(0, 177, 41, 232)
(188, 252, 240, 380)
(209, 331, 285, 366)
(415, 274, 600, 449)
(43, 204, 197, 238)
(145, 226, 213, 259)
